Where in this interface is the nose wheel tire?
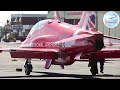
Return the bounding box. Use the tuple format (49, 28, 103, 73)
(24, 64, 33, 75)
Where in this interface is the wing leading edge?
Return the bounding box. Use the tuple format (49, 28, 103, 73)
(104, 35, 120, 46)
(0, 48, 60, 59)
(80, 48, 120, 59)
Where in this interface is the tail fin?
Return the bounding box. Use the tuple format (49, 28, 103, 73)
(53, 11, 61, 22)
(78, 11, 96, 30)
(87, 11, 96, 29)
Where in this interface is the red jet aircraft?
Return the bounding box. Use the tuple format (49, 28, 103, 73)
(0, 11, 120, 76)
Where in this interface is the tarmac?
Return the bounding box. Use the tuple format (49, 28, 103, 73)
(0, 41, 120, 79)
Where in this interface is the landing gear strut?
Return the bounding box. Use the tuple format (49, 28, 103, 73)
(24, 58, 33, 75)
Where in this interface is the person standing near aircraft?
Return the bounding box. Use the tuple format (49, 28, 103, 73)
(99, 59, 105, 73)
(85, 11, 105, 74)
(88, 59, 105, 74)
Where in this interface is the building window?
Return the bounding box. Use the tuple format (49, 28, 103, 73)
(22, 17, 38, 25)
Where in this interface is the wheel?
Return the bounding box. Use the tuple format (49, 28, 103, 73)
(24, 64, 33, 75)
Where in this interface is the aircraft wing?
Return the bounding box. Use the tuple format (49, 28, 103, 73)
(103, 35, 120, 60)
(80, 48, 120, 60)
(104, 35, 120, 46)
(0, 48, 60, 59)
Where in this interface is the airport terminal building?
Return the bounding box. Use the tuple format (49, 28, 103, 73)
(10, 14, 47, 38)
(47, 11, 81, 25)
(8, 11, 120, 39)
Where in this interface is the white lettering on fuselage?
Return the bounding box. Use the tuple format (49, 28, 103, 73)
(29, 42, 66, 50)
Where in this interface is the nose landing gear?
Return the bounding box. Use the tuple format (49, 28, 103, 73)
(24, 58, 33, 75)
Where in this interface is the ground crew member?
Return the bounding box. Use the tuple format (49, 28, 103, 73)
(88, 58, 105, 74)
(99, 59, 105, 73)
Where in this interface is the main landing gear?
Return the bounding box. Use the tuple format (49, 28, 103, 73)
(24, 58, 33, 75)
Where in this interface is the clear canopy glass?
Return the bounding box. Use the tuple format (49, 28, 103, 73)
(29, 19, 52, 35)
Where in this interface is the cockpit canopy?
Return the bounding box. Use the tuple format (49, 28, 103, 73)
(28, 19, 52, 36)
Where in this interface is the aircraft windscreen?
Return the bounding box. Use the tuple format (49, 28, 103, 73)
(28, 19, 52, 35)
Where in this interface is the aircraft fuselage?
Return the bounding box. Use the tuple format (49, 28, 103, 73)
(20, 20, 104, 55)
